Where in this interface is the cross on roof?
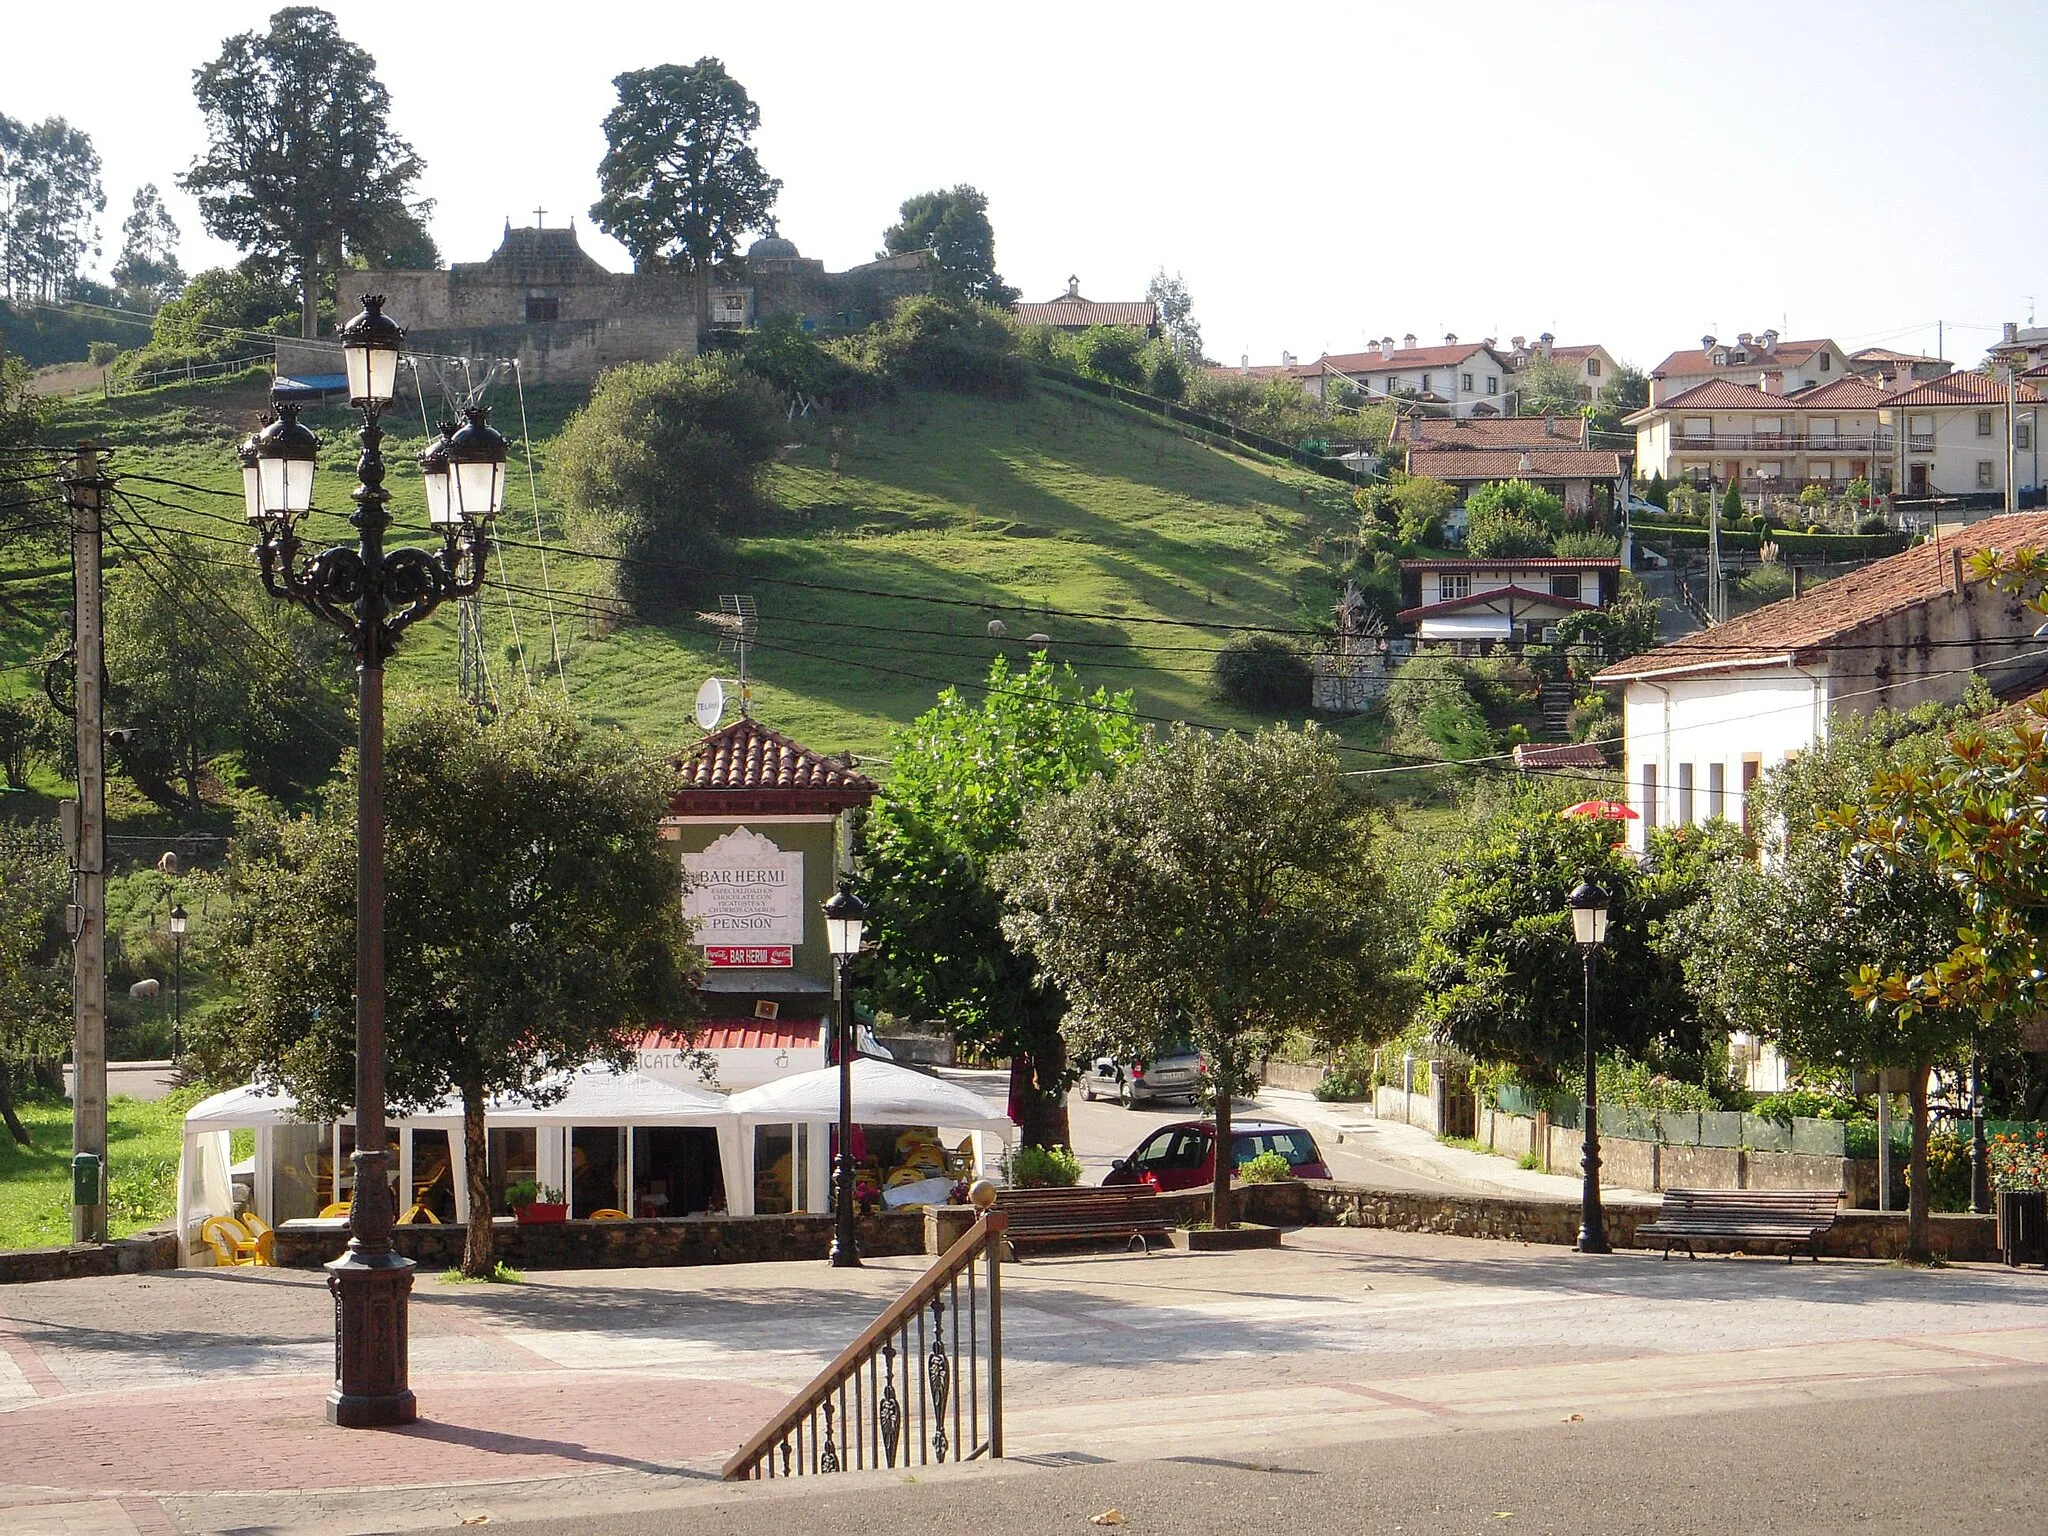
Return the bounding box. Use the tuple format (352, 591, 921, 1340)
(533, 206, 546, 228)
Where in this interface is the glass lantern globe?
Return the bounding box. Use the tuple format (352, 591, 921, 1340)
(823, 886, 867, 958)
(336, 294, 405, 409)
(168, 904, 188, 938)
(238, 429, 265, 523)
(418, 422, 457, 528)
(251, 405, 319, 521)
(1566, 875, 1611, 948)
(445, 406, 510, 523)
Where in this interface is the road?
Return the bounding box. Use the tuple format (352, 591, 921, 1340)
(933, 1067, 1478, 1195)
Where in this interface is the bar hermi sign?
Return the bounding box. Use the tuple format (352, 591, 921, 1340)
(684, 827, 803, 965)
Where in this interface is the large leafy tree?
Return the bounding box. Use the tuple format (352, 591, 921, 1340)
(204, 703, 699, 1276)
(0, 114, 104, 303)
(1145, 269, 1201, 359)
(1588, 362, 1649, 441)
(110, 184, 184, 310)
(181, 7, 426, 338)
(1416, 777, 1740, 1082)
(591, 59, 781, 342)
(1514, 353, 1586, 417)
(996, 724, 1404, 1228)
(860, 655, 1142, 1149)
(0, 825, 70, 1145)
(881, 186, 1017, 307)
(1464, 479, 1566, 558)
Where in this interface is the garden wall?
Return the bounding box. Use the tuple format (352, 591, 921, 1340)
(1481, 1107, 1878, 1203)
(0, 1231, 180, 1285)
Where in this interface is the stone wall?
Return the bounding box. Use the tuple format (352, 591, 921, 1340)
(1259, 1061, 1326, 1094)
(0, 1231, 179, 1285)
(1482, 1107, 1879, 1203)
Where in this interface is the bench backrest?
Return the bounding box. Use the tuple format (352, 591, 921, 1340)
(998, 1184, 1160, 1206)
(1658, 1188, 1840, 1218)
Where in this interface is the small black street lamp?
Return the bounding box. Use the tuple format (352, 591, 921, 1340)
(238, 294, 506, 1428)
(1566, 873, 1612, 1256)
(167, 904, 186, 1061)
(823, 884, 867, 1268)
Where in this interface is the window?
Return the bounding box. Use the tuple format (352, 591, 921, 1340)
(1741, 756, 1761, 837)
(1708, 762, 1725, 821)
(1755, 417, 1783, 437)
(1678, 763, 1694, 826)
(1588, 357, 1602, 378)
(1977, 411, 1995, 437)
(1809, 417, 1836, 444)
(1642, 763, 1659, 830)
(1462, 372, 1474, 392)
(1811, 461, 1834, 482)
(2020, 421, 2034, 450)
(1819, 352, 1831, 372)
(1979, 460, 1997, 489)
(1420, 374, 1431, 392)
(1683, 417, 1712, 442)
(1910, 414, 1935, 437)
(1439, 573, 1470, 601)
(1758, 462, 1783, 481)
(1233, 1130, 1322, 1168)
(1550, 574, 1582, 601)
(1487, 376, 1499, 396)
(524, 294, 559, 323)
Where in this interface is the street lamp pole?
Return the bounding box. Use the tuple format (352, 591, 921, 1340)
(238, 295, 506, 1427)
(823, 885, 867, 1268)
(1567, 873, 1611, 1256)
(167, 904, 186, 1062)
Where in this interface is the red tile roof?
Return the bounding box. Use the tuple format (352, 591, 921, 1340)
(1880, 372, 2044, 407)
(1651, 338, 1837, 376)
(1595, 510, 2048, 683)
(1013, 299, 1157, 329)
(1645, 379, 1795, 412)
(1407, 448, 1626, 481)
(1400, 558, 1619, 572)
(643, 1022, 823, 1053)
(1540, 344, 1606, 365)
(1389, 415, 1588, 448)
(1850, 347, 1945, 367)
(1398, 585, 1596, 622)
(671, 719, 877, 814)
(1513, 741, 1609, 770)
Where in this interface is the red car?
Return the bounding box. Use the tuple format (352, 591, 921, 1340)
(1102, 1118, 1333, 1192)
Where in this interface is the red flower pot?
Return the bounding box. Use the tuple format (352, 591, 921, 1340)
(514, 1202, 568, 1225)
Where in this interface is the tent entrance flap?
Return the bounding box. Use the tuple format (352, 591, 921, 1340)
(1418, 614, 1513, 641)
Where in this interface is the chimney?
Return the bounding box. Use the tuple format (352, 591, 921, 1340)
(1240, 352, 1250, 372)
(1066, 274, 1080, 299)
(1281, 350, 1296, 366)
(1792, 566, 1804, 599)
(1759, 370, 1783, 394)
(1538, 332, 1554, 359)
(1762, 328, 1779, 354)
(1512, 335, 1526, 351)
(1376, 337, 1391, 360)
(1517, 452, 1535, 476)
(1700, 334, 1716, 352)
(2005, 321, 2021, 345)
(1403, 333, 1416, 350)
(1738, 332, 1753, 347)
(1444, 332, 1457, 346)
(1412, 412, 1428, 441)
(1952, 547, 1965, 595)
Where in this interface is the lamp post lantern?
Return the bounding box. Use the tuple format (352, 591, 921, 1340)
(239, 294, 506, 1427)
(167, 903, 186, 1061)
(1566, 872, 1612, 1256)
(823, 885, 867, 1268)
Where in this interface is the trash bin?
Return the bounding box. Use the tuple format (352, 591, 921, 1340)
(72, 1151, 102, 1207)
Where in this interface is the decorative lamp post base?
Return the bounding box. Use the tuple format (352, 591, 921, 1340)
(324, 1251, 418, 1427)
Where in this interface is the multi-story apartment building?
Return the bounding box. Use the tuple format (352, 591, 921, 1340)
(1503, 333, 1622, 403)
(1628, 375, 1891, 493)
(1647, 330, 1853, 405)
(1880, 370, 2044, 500)
(1310, 335, 1516, 417)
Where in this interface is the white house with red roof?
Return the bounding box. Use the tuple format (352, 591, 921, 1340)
(1593, 511, 2048, 853)
(1504, 334, 1621, 404)
(1648, 331, 1852, 405)
(1307, 334, 1516, 416)
(1629, 375, 1892, 493)
(1398, 557, 1620, 646)
(1879, 370, 2043, 501)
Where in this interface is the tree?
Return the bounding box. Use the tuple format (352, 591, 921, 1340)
(126, 263, 298, 374)
(1382, 472, 1458, 546)
(1146, 269, 1201, 360)
(860, 655, 1143, 1149)
(1416, 777, 1740, 1081)
(1071, 324, 1147, 388)
(110, 185, 184, 310)
(1674, 706, 1979, 1259)
(882, 186, 1016, 307)
(591, 59, 781, 342)
(1588, 363, 1649, 440)
(0, 115, 104, 303)
(205, 702, 699, 1276)
(182, 7, 426, 338)
(103, 533, 352, 810)
(0, 825, 69, 1145)
(1721, 482, 1743, 523)
(0, 349, 42, 447)
(1212, 634, 1312, 710)
(1464, 479, 1565, 558)
(1515, 354, 1584, 417)
(996, 725, 1404, 1228)
(550, 352, 782, 614)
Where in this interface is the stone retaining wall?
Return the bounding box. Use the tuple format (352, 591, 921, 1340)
(0, 1231, 179, 1285)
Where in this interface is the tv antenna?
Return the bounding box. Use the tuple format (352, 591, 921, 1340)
(695, 593, 758, 719)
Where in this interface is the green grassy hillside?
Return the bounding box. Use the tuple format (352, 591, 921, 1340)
(28, 374, 1360, 765)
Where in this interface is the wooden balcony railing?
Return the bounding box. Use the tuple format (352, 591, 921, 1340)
(722, 1210, 1006, 1480)
(1671, 432, 1893, 453)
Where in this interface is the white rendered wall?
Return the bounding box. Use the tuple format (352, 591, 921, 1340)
(1621, 669, 1829, 849)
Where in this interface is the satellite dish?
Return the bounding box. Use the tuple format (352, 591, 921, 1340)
(694, 677, 726, 731)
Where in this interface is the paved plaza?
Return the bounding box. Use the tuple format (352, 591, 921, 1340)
(2, 1227, 2045, 1534)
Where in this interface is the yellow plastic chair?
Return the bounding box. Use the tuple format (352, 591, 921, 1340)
(398, 1203, 441, 1224)
(318, 1201, 351, 1218)
(201, 1215, 258, 1267)
(239, 1211, 276, 1265)
(589, 1207, 630, 1221)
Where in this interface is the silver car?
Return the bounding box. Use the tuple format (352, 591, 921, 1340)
(1081, 1047, 1207, 1109)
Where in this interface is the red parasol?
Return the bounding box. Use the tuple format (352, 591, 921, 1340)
(1561, 799, 1639, 821)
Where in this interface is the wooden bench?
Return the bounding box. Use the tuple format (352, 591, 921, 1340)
(1637, 1188, 1842, 1263)
(996, 1185, 1172, 1256)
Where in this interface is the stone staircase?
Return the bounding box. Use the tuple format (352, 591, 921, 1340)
(1539, 681, 1575, 741)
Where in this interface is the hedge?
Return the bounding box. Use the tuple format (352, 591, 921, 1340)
(1630, 521, 1907, 561)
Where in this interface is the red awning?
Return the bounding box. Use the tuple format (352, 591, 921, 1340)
(642, 1022, 823, 1053)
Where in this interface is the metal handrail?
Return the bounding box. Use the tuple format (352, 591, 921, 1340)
(722, 1210, 1006, 1480)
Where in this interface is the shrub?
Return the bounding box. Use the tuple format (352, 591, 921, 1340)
(1007, 1144, 1081, 1188)
(1751, 1090, 1863, 1123)
(1070, 324, 1148, 388)
(1237, 1150, 1292, 1183)
(1738, 563, 1794, 601)
(1906, 1128, 1972, 1212)
(86, 340, 120, 366)
(1857, 513, 1890, 535)
(842, 295, 1029, 399)
(742, 313, 880, 407)
(1314, 1062, 1370, 1100)
(1213, 634, 1312, 710)
(1385, 653, 1494, 761)
(1464, 480, 1565, 559)
(1552, 529, 1620, 559)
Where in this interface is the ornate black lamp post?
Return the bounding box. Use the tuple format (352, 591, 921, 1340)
(167, 904, 186, 1061)
(823, 885, 867, 1268)
(1566, 873, 1612, 1256)
(239, 295, 507, 1427)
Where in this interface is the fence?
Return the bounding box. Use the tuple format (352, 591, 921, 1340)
(1496, 1088, 1852, 1156)
(85, 353, 272, 400)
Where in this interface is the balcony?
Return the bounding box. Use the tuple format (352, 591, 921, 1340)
(1670, 431, 1894, 453)
(1908, 433, 1935, 453)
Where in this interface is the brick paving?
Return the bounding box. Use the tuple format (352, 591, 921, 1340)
(0, 1230, 2044, 1534)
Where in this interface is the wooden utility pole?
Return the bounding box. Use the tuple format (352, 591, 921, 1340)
(65, 443, 107, 1245)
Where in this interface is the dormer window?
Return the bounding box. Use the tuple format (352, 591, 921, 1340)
(1734, 349, 1749, 363)
(1712, 350, 1729, 366)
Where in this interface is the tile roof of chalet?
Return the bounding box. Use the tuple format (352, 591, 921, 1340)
(1594, 510, 2048, 684)
(1651, 339, 1837, 377)
(1012, 296, 1158, 329)
(1629, 375, 1890, 423)
(1789, 375, 1889, 410)
(1398, 585, 1596, 623)
(1640, 379, 1795, 413)
(670, 718, 876, 814)
(1513, 741, 1609, 770)
(1538, 343, 1607, 364)
(1401, 558, 1620, 572)
(1320, 342, 1506, 374)
(1880, 372, 2044, 407)
(1389, 414, 1588, 448)
(1407, 448, 1626, 481)
(1850, 347, 1946, 367)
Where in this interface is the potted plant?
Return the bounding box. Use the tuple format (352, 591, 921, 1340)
(1991, 1130, 2048, 1266)
(854, 1179, 881, 1216)
(508, 1180, 567, 1225)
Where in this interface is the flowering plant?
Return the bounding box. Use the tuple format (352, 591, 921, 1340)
(853, 1180, 881, 1212)
(1989, 1129, 2048, 1193)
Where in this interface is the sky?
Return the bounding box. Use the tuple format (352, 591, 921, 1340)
(4, 0, 2043, 371)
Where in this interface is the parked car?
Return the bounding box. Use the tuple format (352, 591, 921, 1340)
(1101, 1118, 1333, 1191)
(1080, 1046, 1206, 1108)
